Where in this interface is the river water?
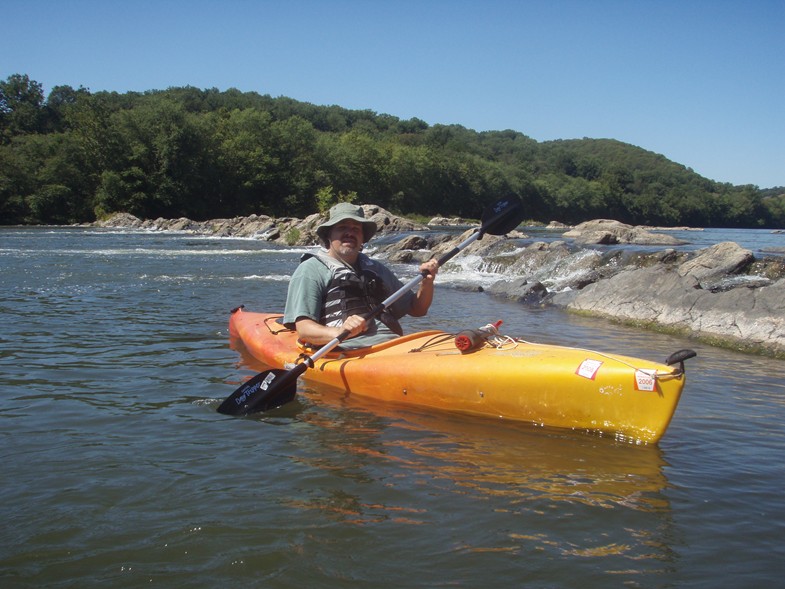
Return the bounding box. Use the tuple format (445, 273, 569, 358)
(1, 226, 783, 588)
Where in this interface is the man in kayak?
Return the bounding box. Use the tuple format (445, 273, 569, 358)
(283, 202, 439, 350)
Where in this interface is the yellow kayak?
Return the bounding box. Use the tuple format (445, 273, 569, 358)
(228, 307, 694, 443)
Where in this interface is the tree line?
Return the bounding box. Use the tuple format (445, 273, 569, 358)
(2, 73, 783, 228)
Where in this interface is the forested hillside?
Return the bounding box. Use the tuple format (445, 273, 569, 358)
(2, 73, 783, 227)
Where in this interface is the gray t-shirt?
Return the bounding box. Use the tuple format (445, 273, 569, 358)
(283, 252, 416, 350)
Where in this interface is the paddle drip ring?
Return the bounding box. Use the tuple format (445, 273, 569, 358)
(296, 353, 315, 368)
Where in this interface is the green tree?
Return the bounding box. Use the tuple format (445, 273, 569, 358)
(0, 140, 35, 222)
(96, 96, 214, 218)
(213, 108, 277, 215)
(328, 129, 393, 207)
(266, 116, 321, 215)
(1, 74, 46, 141)
(315, 185, 357, 212)
(761, 194, 785, 227)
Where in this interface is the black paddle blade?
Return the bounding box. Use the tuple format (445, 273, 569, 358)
(480, 195, 525, 236)
(217, 364, 303, 416)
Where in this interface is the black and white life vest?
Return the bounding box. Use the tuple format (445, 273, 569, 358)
(302, 252, 404, 336)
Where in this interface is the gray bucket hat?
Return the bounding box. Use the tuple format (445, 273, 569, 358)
(316, 203, 377, 244)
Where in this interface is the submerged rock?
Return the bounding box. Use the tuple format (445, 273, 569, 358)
(486, 278, 548, 303)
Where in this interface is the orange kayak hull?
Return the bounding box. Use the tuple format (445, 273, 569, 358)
(229, 307, 688, 443)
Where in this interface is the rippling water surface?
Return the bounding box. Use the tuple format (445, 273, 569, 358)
(1, 227, 784, 588)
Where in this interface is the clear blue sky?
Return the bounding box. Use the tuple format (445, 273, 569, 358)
(4, 0, 784, 188)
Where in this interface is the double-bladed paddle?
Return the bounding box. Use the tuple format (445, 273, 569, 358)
(217, 195, 524, 416)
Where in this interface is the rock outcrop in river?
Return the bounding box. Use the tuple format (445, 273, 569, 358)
(562, 219, 690, 246)
(95, 205, 427, 244)
(94, 208, 785, 357)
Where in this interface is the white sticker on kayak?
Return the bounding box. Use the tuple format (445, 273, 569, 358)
(634, 369, 657, 391)
(576, 359, 603, 380)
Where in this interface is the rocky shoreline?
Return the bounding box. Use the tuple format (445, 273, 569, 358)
(94, 207, 785, 358)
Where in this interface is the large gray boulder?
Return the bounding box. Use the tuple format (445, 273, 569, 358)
(563, 219, 689, 246)
(95, 213, 143, 228)
(561, 264, 785, 355)
(677, 241, 754, 286)
(363, 205, 428, 235)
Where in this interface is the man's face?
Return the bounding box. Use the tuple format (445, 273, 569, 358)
(328, 220, 364, 261)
